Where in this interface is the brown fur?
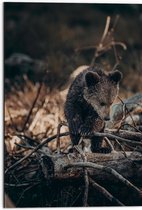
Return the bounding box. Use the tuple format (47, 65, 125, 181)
(64, 65, 122, 152)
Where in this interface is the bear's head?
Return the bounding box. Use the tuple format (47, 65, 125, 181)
(83, 69, 123, 121)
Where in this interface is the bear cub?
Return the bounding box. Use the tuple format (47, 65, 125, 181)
(64, 65, 122, 153)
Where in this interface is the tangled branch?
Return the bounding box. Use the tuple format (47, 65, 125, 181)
(75, 16, 127, 68)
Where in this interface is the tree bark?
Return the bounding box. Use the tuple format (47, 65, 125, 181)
(52, 151, 142, 184)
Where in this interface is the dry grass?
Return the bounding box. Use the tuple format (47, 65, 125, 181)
(5, 75, 70, 155)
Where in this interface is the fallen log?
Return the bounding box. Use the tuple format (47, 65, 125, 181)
(50, 150, 142, 205)
(52, 151, 142, 184)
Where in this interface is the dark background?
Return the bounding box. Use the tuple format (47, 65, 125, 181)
(4, 3, 142, 91)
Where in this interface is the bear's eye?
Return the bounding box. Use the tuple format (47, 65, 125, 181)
(100, 102, 106, 106)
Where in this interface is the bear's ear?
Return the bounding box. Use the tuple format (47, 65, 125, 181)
(109, 70, 123, 84)
(85, 72, 100, 87)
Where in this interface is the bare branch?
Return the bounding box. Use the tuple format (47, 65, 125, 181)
(56, 121, 68, 153)
(90, 16, 126, 67)
(100, 16, 111, 44)
(94, 132, 142, 146)
(114, 138, 127, 158)
(104, 137, 115, 151)
(5, 132, 69, 174)
(64, 161, 142, 197)
(89, 177, 124, 206)
(84, 170, 89, 206)
(5, 103, 19, 132)
(21, 82, 43, 132)
(117, 96, 140, 131)
(5, 127, 142, 174)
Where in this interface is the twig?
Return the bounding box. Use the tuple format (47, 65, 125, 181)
(116, 103, 127, 132)
(84, 168, 89, 207)
(123, 123, 142, 134)
(123, 143, 135, 151)
(5, 182, 39, 187)
(112, 44, 120, 68)
(75, 15, 126, 70)
(112, 62, 120, 72)
(16, 183, 39, 206)
(111, 41, 127, 50)
(64, 162, 142, 197)
(15, 142, 57, 158)
(104, 137, 115, 151)
(114, 139, 127, 158)
(75, 145, 90, 206)
(21, 82, 43, 132)
(105, 128, 142, 140)
(73, 145, 89, 206)
(17, 134, 39, 146)
(94, 132, 142, 146)
(28, 98, 47, 133)
(14, 142, 31, 149)
(5, 104, 19, 132)
(56, 121, 68, 154)
(90, 16, 111, 66)
(12, 173, 21, 185)
(89, 177, 124, 206)
(90, 16, 126, 67)
(118, 96, 138, 129)
(5, 132, 69, 174)
(100, 16, 111, 44)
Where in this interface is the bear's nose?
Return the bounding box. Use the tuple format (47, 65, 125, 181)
(104, 116, 110, 121)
